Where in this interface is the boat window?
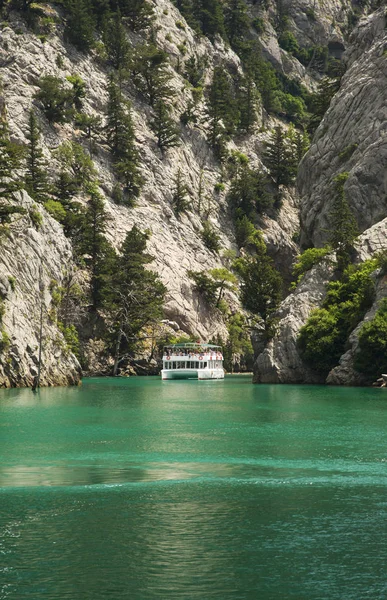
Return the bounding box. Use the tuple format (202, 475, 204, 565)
(173, 361, 176, 369)
(204, 362, 207, 368)
(196, 362, 199, 369)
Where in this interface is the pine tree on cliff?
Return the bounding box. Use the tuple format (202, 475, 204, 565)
(25, 110, 50, 204)
(192, 0, 226, 40)
(64, 0, 96, 52)
(151, 100, 180, 151)
(103, 10, 131, 73)
(238, 71, 259, 133)
(328, 173, 358, 271)
(224, 0, 250, 51)
(263, 126, 295, 190)
(108, 225, 166, 376)
(0, 99, 25, 206)
(79, 184, 116, 310)
(132, 42, 173, 107)
(171, 168, 189, 215)
(233, 231, 282, 331)
(117, 0, 154, 31)
(208, 66, 238, 158)
(106, 78, 143, 202)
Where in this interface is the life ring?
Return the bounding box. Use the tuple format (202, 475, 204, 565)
(199, 355, 203, 360)
(166, 356, 171, 360)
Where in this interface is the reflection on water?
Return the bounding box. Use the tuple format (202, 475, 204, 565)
(1, 377, 387, 599)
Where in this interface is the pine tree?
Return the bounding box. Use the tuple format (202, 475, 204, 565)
(309, 76, 341, 133)
(293, 129, 309, 163)
(228, 166, 271, 218)
(328, 173, 358, 271)
(238, 72, 259, 133)
(263, 125, 295, 190)
(78, 184, 116, 309)
(208, 66, 238, 158)
(192, 0, 226, 40)
(64, 0, 96, 52)
(107, 225, 166, 375)
(75, 112, 102, 156)
(171, 168, 189, 215)
(233, 231, 283, 327)
(132, 43, 173, 107)
(103, 10, 131, 72)
(25, 110, 50, 203)
(0, 100, 25, 202)
(224, 0, 250, 50)
(117, 0, 154, 31)
(151, 100, 180, 151)
(106, 78, 143, 201)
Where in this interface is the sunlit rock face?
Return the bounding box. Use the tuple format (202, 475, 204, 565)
(298, 9, 387, 249)
(0, 191, 81, 388)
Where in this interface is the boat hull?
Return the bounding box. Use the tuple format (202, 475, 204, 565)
(161, 369, 224, 380)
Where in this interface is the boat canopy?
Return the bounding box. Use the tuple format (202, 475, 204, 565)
(163, 343, 222, 350)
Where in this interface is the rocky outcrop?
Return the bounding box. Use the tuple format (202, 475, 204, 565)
(0, 192, 81, 387)
(0, 2, 301, 345)
(254, 218, 387, 385)
(253, 258, 334, 383)
(298, 8, 387, 248)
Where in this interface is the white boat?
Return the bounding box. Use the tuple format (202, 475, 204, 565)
(161, 343, 225, 380)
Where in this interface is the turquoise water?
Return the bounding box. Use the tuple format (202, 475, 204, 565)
(1, 376, 387, 599)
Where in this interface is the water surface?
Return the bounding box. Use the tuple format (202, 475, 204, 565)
(1, 376, 387, 599)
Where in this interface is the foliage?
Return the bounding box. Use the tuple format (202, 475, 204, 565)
(235, 215, 256, 249)
(263, 125, 297, 190)
(0, 106, 25, 201)
(150, 100, 180, 151)
(355, 299, 387, 381)
(106, 78, 144, 202)
(291, 247, 331, 287)
(224, 0, 250, 52)
(228, 165, 272, 219)
(29, 206, 43, 228)
(66, 74, 86, 110)
(106, 225, 166, 371)
(77, 184, 116, 309)
(188, 267, 236, 309)
(132, 43, 172, 106)
(55, 141, 96, 190)
(298, 260, 377, 375)
(63, 0, 96, 52)
(58, 322, 80, 357)
(25, 110, 50, 203)
(118, 0, 154, 31)
(103, 10, 131, 72)
(35, 75, 73, 123)
(233, 231, 283, 325)
(201, 220, 221, 253)
(207, 66, 238, 158)
(44, 199, 67, 222)
(171, 168, 190, 215)
(223, 312, 254, 372)
(328, 172, 358, 271)
(309, 76, 341, 133)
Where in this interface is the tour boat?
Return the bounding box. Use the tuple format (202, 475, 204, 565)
(161, 343, 225, 380)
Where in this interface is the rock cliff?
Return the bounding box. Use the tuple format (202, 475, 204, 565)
(0, 191, 81, 387)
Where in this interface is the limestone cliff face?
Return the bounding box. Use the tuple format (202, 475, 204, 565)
(298, 8, 387, 248)
(0, 0, 374, 385)
(0, 191, 81, 387)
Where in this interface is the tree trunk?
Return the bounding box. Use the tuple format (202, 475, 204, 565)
(112, 321, 123, 376)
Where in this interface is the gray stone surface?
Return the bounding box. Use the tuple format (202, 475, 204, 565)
(0, 192, 81, 387)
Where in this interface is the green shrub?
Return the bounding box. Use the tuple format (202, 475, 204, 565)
(298, 260, 377, 376)
(278, 31, 299, 54)
(252, 17, 265, 34)
(355, 299, 387, 381)
(292, 247, 331, 288)
(338, 143, 358, 162)
(44, 199, 66, 223)
(214, 182, 225, 192)
(7, 276, 16, 291)
(201, 221, 221, 253)
(29, 208, 43, 229)
(58, 322, 80, 357)
(0, 329, 10, 353)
